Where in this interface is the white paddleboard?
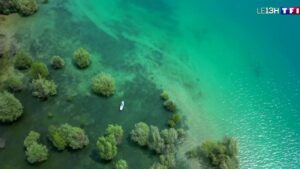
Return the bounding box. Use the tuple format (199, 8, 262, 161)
(120, 101, 125, 111)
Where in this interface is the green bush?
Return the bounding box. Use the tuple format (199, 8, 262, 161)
(14, 51, 33, 70)
(48, 124, 89, 150)
(92, 73, 116, 97)
(14, 0, 39, 16)
(160, 128, 178, 145)
(73, 48, 91, 69)
(185, 146, 200, 159)
(31, 61, 49, 79)
(163, 100, 177, 112)
(167, 114, 181, 128)
(150, 162, 168, 169)
(48, 125, 67, 151)
(176, 128, 186, 141)
(200, 137, 239, 169)
(0, 91, 23, 123)
(115, 159, 128, 169)
(24, 131, 40, 148)
(130, 122, 150, 146)
(5, 75, 23, 92)
(96, 134, 117, 160)
(62, 124, 89, 149)
(159, 153, 176, 168)
(148, 126, 165, 154)
(160, 91, 169, 101)
(31, 76, 57, 100)
(51, 56, 65, 69)
(23, 130, 48, 164)
(105, 124, 124, 145)
(25, 142, 48, 164)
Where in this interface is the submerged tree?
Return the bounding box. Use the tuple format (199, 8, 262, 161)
(130, 122, 150, 146)
(167, 114, 181, 128)
(160, 91, 169, 101)
(161, 128, 178, 145)
(48, 124, 89, 150)
(31, 61, 49, 79)
(96, 135, 117, 160)
(14, 51, 33, 70)
(105, 124, 124, 145)
(0, 91, 23, 123)
(48, 125, 67, 151)
(31, 75, 57, 100)
(24, 131, 48, 164)
(92, 73, 116, 97)
(73, 48, 91, 69)
(148, 126, 165, 154)
(24, 131, 40, 148)
(150, 162, 168, 169)
(14, 0, 39, 16)
(163, 100, 177, 112)
(159, 153, 176, 168)
(187, 136, 239, 169)
(51, 56, 65, 69)
(5, 74, 23, 92)
(25, 142, 48, 164)
(115, 159, 128, 169)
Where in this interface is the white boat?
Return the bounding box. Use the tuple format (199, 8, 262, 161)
(120, 101, 125, 111)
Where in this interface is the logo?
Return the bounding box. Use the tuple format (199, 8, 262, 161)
(257, 7, 300, 15)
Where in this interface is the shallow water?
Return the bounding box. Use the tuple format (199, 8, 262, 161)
(1, 0, 300, 169)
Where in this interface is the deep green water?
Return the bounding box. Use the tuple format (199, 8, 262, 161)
(1, 0, 300, 169)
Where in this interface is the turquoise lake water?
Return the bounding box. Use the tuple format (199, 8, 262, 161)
(0, 0, 300, 168)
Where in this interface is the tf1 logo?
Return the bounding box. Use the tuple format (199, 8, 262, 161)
(257, 7, 300, 15)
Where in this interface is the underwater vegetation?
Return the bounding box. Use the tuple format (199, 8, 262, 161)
(13, 0, 39, 16)
(115, 159, 128, 169)
(4, 74, 23, 92)
(14, 51, 33, 70)
(186, 136, 239, 169)
(130, 122, 186, 168)
(159, 153, 176, 168)
(73, 48, 91, 69)
(50, 56, 65, 69)
(92, 73, 116, 97)
(130, 122, 150, 146)
(150, 162, 168, 169)
(96, 124, 124, 160)
(97, 134, 118, 160)
(23, 131, 40, 148)
(0, 91, 23, 123)
(160, 91, 169, 101)
(31, 75, 57, 100)
(30, 61, 49, 79)
(24, 131, 48, 164)
(167, 113, 181, 128)
(0, 0, 38, 16)
(160, 91, 177, 113)
(105, 124, 124, 145)
(163, 100, 177, 113)
(48, 124, 89, 150)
